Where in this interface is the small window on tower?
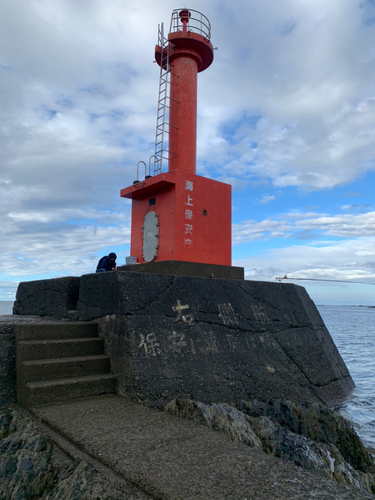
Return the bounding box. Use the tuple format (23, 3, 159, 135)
(149, 198, 156, 207)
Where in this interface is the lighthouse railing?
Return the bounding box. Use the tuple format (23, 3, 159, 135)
(170, 8, 211, 41)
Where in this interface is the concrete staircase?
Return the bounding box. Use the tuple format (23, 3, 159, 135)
(15, 322, 117, 407)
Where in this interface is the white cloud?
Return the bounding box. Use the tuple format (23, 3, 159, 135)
(1, 0, 375, 304)
(233, 210, 375, 244)
(0, 281, 19, 302)
(258, 194, 275, 204)
(234, 237, 375, 297)
(196, 0, 375, 189)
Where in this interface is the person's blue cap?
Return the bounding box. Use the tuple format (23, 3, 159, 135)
(109, 252, 117, 259)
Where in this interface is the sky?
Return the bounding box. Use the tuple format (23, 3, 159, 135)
(1, 0, 375, 305)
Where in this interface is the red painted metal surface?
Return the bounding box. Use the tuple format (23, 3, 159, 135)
(155, 27, 214, 174)
(120, 9, 232, 267)
(168, 55, 198, 174)
(121, 170, 231, 265)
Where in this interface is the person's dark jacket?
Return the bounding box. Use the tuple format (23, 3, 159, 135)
(96, 253, 117, 271)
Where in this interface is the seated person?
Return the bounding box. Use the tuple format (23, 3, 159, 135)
(96, 252, 117, 272)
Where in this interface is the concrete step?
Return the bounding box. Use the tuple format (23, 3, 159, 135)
(14, 322, 98, 342)
(20, 355, 111, 383)
(17, 337, 104, 362)
(24, 374, 117, 407)
(15, 321, 118, 407)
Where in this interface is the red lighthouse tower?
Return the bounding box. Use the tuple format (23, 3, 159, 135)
(121, 9, 231, 266)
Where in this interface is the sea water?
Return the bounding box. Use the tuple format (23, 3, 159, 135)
(318, 305, 375, 448)
(0, 301, 14, 315)
(1, 301, 374, 447)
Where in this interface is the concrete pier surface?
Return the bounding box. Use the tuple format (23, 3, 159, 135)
(31, 394, 374, 500)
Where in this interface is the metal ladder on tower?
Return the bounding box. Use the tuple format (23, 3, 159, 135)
(154, 23, 171, 175)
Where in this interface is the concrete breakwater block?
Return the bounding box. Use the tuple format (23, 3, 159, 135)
(13, 276, 80, 318)
(13, 272, 354, 407)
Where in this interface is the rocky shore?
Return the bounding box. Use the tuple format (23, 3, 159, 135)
(166, 398, 375, 495)
(0, 404, 151, 500)
(1, 397, 375, 499)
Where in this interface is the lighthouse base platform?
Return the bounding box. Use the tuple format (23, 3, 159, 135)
(117, 260, 244, 280)
(12, 271, 354, 408)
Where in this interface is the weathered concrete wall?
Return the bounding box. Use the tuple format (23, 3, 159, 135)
(0, 328, 16, 405)
(12, 272, 355, 408)
(13, 276, 80, 318)
(77, 272, 354, 407)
